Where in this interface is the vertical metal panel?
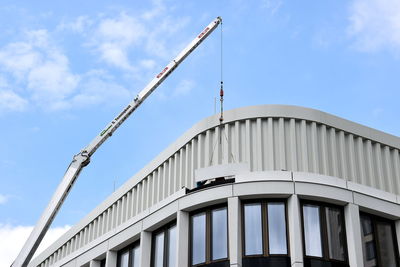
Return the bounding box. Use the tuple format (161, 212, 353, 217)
(191, 139, 197, 189)
(186, 143, 192, 188)
(157, 166, 163, 202)
(289, 119, 298, 171)
(338, 131, 347, 180)
(168, 157, 174, 196)
(163, 161, 168, 200)
(179, 148, 185, 189)
(256, 118, 263, 171)
(329, 128, 339, 177)
(392, 149, 400, 194)
(310, 122, 319, 173)
(374, 143, 384, 191)
(319, 124, 328, 176)
(300, 120, 308, 172)
(365, 140, 374, 187)
(174, 153, 179, 192)
(346, 134, 357, 182)
(278, 118, 286, 171)
(147, 175, 153, 210)
(266, 118, 274, 170)
(383, 146, 394, 194)
(126, 191, 132, 221)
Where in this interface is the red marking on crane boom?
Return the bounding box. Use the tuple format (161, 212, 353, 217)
(198, 27, 210, 39)
(156, 67, 169, 78)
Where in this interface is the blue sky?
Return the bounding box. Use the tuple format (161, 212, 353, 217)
(0, 0, 400, 264)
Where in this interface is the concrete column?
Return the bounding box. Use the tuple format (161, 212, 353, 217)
(395, 220, 400, 257)
(139, 231, 152, 267)
(89, 260, 101, 267)
(228, 197, 242, 267)
(344, 203, 363, 267)
(105, 251, 117, 267)
(176, 210, 189, 267)
(288, 194, 303, 267)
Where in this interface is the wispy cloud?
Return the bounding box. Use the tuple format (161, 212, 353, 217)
(261, 0, 283, 16)
(0, 90, 28, 113)
(348, 0, 400, 52)
(0, 194, 9, 205)
(0, 224, 71, 267)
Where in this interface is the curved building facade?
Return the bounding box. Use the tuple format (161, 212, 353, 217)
(29, 105, 400, 267)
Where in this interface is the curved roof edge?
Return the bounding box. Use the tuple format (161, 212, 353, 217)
(31, 104, 400, 265)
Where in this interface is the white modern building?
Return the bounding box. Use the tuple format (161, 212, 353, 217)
(29, 105, 400, 267)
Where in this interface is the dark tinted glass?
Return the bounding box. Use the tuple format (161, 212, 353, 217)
(376, 221, 397, 267)
(325, 207, 346, 261)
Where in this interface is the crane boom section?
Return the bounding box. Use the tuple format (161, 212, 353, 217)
(12, 16, 222, 267)
(85, 17, 222, 156)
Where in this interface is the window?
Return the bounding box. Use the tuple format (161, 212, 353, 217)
(190, 205, 229, 266)
(117, 242, 140, 267)
(151, 222, 176, 267)
(242, 200, 289, 267)
(360, 213, 399, 267)
(301, 202, 348, 267)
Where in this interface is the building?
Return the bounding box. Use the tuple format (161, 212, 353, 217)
(29, 105, 400, 267)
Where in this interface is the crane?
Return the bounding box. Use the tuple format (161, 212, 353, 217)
(12, 16, 222, 267)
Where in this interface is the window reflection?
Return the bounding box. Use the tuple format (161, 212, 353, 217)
(325, 207, 345, 261)
(168, 225, 176, 267)
(132, 245, 140, 267)
(244, 203, 263, 255)
(303, 204, 323, 257)
(268, 202, 287, 254)
(191, 213, 206, 265)
(212, 207, 228, 260)
(120, 251, 129, 267)
(153, 232, 164, 267)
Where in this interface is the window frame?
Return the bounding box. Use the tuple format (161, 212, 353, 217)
(189, 204, 229, 267)
(241, 199, 290, 258)
(151, 221, 177, 267)
(117, 240, 140, 267)
(360, 212, 400, 267)
(300, 200, 349, 265)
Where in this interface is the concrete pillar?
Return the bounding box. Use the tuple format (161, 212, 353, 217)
(288, 194, 303, 267)
(139, 231, 152, 267)
(105, 251, 117, 267)
(176, 210, 189, 267)
(89, 260, 101, 267)
(344, 203, 363, 267)
(228, 197, 242, 267)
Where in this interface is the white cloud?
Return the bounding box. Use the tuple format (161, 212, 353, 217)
(173, 79, 195, 97)
(0, 29, 79, 110)
(0, 194, 9, 205)
(348, 0, 400, 52)
(58, 16, 93, 33)
(0, 90, 28, 113)
(0, 224, 71, 267)
(261, 0, 283, 16)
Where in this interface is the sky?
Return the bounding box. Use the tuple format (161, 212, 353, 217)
(1, 0, 400, 265)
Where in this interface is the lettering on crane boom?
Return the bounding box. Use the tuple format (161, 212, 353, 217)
(156, 67, 169, 78)
(198, 27, 210, 39)
(114, 105, 131, 122)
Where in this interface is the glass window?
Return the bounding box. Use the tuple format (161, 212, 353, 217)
(268, 202, 287, 255)
(132, 246, 140, 267)
(244, 203, 263, 255)
(153, 232, 164, 267)
(301, 202, 348, 266)
(190, 206, 228, 266)
(212, 207, 228, 260)
(120, 251, 129, 267)
(191, 213, 206, 265)
(167, 225, 176, 267)
(151, 222, 176, 267)
(325, 207, 346, 261)
(360, 213, 398, 267)
(118, 242, 140, 267)
(303, 204, 322, 257)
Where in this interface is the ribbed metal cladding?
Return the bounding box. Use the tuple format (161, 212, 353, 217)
(38, 116, 400, 266)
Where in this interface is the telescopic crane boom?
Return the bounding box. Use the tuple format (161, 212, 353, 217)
(12, 16, 222, 267)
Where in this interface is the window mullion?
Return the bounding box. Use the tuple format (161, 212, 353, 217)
(263, 202, 269, 257)
(320, 206, 329, 260)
